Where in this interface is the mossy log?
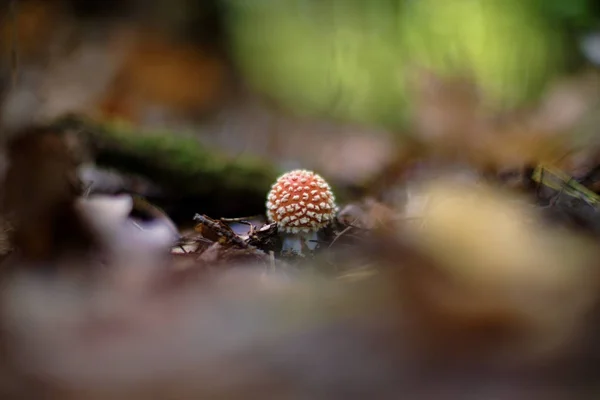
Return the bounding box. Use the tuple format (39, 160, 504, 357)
(51, 115, 281, 224)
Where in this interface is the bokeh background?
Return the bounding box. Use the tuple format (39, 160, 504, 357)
(2, 3, 600, 398)
(0, 0, 599, 220)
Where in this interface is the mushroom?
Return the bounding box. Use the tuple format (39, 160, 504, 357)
(266, 169, 337, 255)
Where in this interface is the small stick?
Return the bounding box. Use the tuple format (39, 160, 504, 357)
(222, 219, 256, 235)
(328, 225, 354, 249)
(220, 216, 261, 222)
(194, 214, 250, 249)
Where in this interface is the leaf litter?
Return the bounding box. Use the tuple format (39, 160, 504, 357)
(2, 72, 600, 399)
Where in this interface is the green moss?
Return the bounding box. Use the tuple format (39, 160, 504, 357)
(49, 115, 279, 202)
(94, 120, 279, 196)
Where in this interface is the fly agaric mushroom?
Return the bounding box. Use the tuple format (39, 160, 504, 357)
(266, 169, 337, 255)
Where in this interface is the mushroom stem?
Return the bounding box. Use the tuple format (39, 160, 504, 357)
(303, 230, 319, 251)
(281, 231, 320, 255)
(281, 234, 303, 255)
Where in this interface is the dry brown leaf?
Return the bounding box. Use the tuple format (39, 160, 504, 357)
(96, 27, 230, 123)
(399, 178, 600, 355)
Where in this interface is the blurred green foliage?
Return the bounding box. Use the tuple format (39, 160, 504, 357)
(399, 0, 566, 109)
(228, 0, 408, 127)
(225, 0, 588, 128)
(536, 0, 599, 30)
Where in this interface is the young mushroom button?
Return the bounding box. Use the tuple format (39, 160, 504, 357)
(266, 169, 337, 254)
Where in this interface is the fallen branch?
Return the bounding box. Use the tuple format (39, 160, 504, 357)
(49, 115, 281, 220)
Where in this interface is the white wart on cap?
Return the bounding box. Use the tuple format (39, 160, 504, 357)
(266, 170, 337, 234)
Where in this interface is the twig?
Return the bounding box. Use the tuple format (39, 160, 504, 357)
(220, 216, 261, 222)
(220, 218, 256, 235)
(194, 214, 250, 249)
(328, 225, 354, 249)
(82, 181, 94, 198)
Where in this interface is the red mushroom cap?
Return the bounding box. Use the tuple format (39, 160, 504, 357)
(266, 169, 337, 234)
